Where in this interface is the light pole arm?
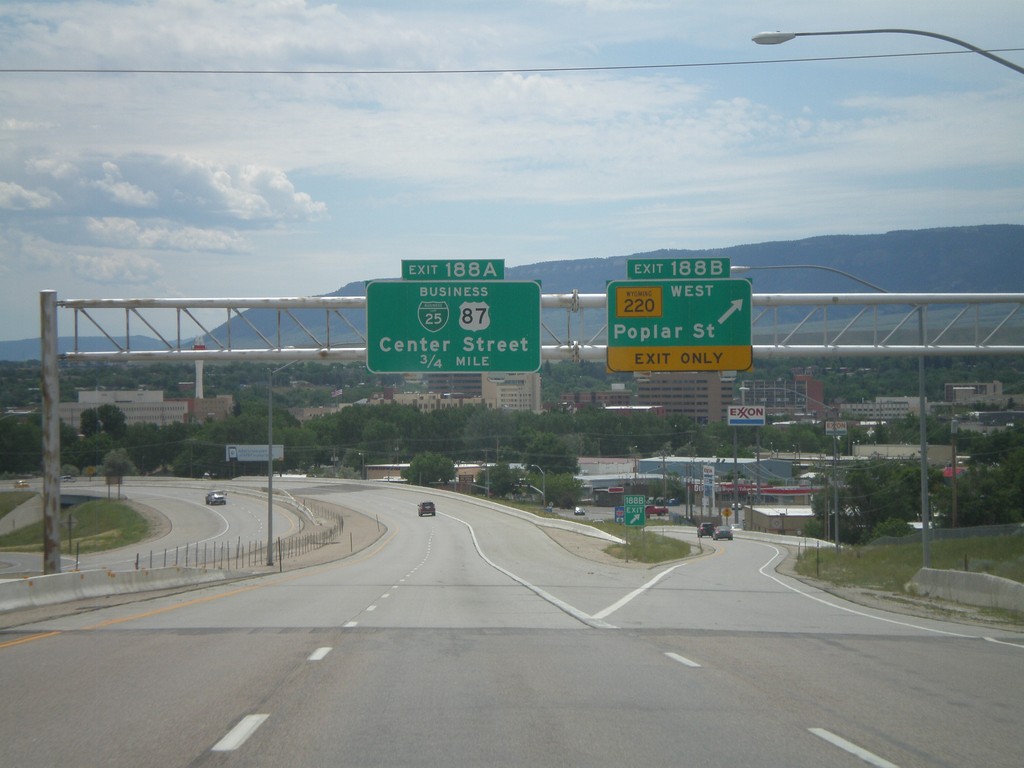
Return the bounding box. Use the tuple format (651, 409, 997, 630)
(753, 28, 1024, 76)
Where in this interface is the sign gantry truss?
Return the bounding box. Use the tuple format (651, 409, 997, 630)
(50, 291, 1024, 363)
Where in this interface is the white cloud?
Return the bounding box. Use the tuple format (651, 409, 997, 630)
(0, 180, 57, 210)
(0, 0, 1022, 344)
(84, 217, 248, 252)
(69, 250, 163, 285)
(93, 162, 159, 208)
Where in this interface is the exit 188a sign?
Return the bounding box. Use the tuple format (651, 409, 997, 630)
(607, 279, 752, 372)
(402, 259, 504, 281)
(367, 281, 540, 373)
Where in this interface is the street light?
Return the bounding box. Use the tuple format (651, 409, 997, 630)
(529, 464, 547, 508)
(752, 29, 1024, 76)
(748, 28, 1024, 565)
(731, 264, 887, 293)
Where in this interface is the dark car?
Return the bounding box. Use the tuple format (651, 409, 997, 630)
(713, 525, 733, 541)
(205, 490, 227, 505)
(697, 522, 715, 538)
(417, 501, 436, 517)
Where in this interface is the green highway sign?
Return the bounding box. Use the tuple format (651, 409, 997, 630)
(627, 257, 730, 280)
(607, 278, 753, 372)
(402, 259, 504, 281)
(623, 494, 646, 527)
(366, 280, 541, 373)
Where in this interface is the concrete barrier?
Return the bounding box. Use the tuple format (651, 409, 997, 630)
(0, 566, 236, 613)
(907, 567, 1024, 615)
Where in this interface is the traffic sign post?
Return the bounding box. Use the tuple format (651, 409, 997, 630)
(367, 280, 541, 373)
(606, 279, 752, 372)
(623, 494, 646, 527)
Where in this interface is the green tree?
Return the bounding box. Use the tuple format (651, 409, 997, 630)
(80, 404, 129, 439)
(0, 414, 43, 474)
(871, 517, 914, 541)
(403, 452, 455, 487)
(486, 462, 519, 498)
(101, 448, 137, 499)
(544, 472, 584, 509)
(523, 432, 578, 475)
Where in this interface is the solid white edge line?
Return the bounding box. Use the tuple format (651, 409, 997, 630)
(755, 543, 977, 639)
(592, 563, 688, 620)
(211, 714, 269, 752)
(308, 646, 332, 661)
(808, 727, 900, 768)
(664, 651, 701, 668)
(441, 512, 617, 629)
(985, 636, 1024, 649)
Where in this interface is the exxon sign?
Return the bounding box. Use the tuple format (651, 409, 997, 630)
(727, 405, 766, 427)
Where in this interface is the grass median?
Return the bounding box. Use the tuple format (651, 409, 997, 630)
(594, 522, 692, 563)
(0, 498, 151, 554)
(794, 535, 1024, 592)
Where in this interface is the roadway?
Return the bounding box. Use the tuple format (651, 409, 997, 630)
(1, 478, 304, 574)
(1, 480, 1022, 767)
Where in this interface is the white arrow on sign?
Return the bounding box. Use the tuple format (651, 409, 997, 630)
(718, 299, 744, 325)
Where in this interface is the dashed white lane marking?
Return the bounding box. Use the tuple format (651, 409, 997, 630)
(809, 728, 899, 768)
(344, 621, 358, 628)
(211, 714, 269, 752)
(664, 651, 701, 668)
(308, 647, 332, 661)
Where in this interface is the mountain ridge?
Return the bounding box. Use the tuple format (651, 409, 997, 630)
(4, 225, 1021, 361)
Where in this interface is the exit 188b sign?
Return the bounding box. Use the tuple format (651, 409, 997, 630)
(606, 279, 753, 372)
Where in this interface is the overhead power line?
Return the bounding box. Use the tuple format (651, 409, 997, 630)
(3, 48, 1022, 75)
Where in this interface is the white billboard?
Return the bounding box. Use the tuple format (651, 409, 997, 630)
(727, 405, 766, 426)
(226, 444, 284, 462)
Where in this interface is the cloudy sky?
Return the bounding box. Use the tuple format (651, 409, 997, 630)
(1, 1, 1022, 342)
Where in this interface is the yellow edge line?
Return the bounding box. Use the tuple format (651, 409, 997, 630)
(0, 630, 63, 649)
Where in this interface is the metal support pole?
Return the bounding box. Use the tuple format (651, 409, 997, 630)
(832, 435, 839, 551)
(919, 308, 931, 568)
(950, 418, 959, 528)
(733, 427, 739, 525)
(755, 428, 761, 510)
(40, 290, 62, 574)
(267, 370, 274, 566)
